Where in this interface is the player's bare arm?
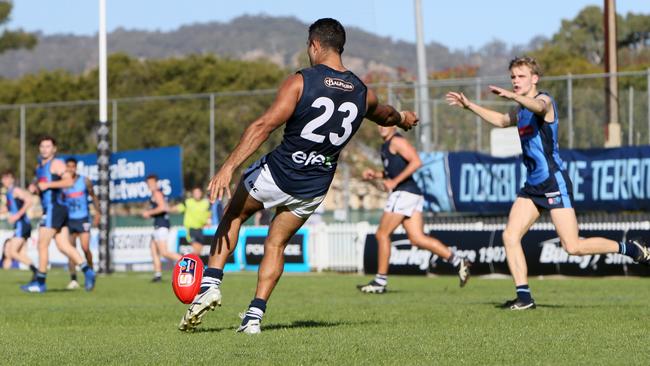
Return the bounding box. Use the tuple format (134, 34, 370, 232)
(365, 89, 418, 131)
(207, 73, 303, 202)
(8, 187, 32, 225)
(383, 136, 422, 192)
(488, 85, 554, 121)
(362, 168, 383, 181)
(445, 91, 514, 128)
(37, 160, 74, 191)
(86, 178, 101, 226)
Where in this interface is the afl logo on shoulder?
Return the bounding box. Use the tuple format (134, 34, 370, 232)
(324, 77, 354, 91)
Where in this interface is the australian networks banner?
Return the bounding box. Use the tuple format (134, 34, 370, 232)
(363, 145, 650, 277)
(64, 146, 184, 269)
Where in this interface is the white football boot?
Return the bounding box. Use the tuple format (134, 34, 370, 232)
(178, 287, 222, 332)
(66, 280, 80, 290)
(236, 314, 261, 335)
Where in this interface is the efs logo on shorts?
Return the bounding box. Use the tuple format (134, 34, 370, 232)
(177, 258, 198, 287)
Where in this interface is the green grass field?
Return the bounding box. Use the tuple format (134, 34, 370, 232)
(1, 270, 648, 365)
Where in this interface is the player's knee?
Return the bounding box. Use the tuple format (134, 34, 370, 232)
(375, 231, 390, 241)
(563, 241, 583, 255)
(502, 230, 520, 247)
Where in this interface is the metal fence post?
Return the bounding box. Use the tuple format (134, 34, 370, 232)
(475, 78, 482, 151)
(567, 74, 574, 149)
(20, 105, 26, 188)
(112, 100, 118, 152)
(433, 99, 439, 148)
(628, 86, 634, 146)
(209, 93, 215, 178)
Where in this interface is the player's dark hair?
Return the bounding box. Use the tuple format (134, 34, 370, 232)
(38, 135, 57, 146)
(192, 185, 203, 191)
(509, 56, 542, 76)
(308, 18, 346, 54)
(1, 170, 14, 178)
(146, 174, 158, 181)
(65, 157, 78, 165)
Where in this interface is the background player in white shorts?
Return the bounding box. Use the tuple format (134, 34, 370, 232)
(358, 125, 470, 293)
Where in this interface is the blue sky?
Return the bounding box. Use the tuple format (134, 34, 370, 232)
(8, 0, 650, 50)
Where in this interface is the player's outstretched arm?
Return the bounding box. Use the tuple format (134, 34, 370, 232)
(445, 91, 514, 128)
(207, 74, 303, 202)
(365, 89, 418, 131)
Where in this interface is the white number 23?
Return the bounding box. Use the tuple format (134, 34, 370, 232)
(300, 96, 358, 146)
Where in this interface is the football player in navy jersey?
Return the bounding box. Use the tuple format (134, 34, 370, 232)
(179, 18, 418, 333)
(357, 126, 471, 294)
(22, 136, 96, 292)
(446, 56, 650, 310)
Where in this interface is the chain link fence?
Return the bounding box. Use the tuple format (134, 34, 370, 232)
(1, 70, 649, 189)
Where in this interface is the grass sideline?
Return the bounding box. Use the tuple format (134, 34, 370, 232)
(1, 270, 648, 365)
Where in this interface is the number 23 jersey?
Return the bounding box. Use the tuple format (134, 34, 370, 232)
(266, 64, 368, 199)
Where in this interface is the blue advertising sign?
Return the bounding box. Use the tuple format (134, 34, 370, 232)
(413, 152, 454, 212)
(63, 146, 183, 203)
(421, 145, 650, 213)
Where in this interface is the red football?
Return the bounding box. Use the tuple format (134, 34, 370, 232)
(172, 254, 204, 304)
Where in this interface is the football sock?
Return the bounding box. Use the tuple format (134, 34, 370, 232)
(29, 264, 38, 273)
(153, 272, 162, 278)
(70, 273, 78, 281)
(199, 267, 223, 294)
(447, 253, 462, 267)
(36, 271, 47, 285)
(80, 263, 90, 273)
(619, 241, 640, 259)
(516, 284, 533, 303)
(242, 297, 266, 324)
(374, 274, 388, 286)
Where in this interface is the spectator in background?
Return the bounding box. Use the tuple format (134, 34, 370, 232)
(173, 186, 211, 255)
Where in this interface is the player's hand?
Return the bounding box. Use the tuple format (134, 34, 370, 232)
(28, 183, 38, 194)
(445, 92, 471, 108)
(488, 85, 516, 100)
(207, 168, 233, 203)
(92, 215, 100, 227)
(141, 211, 150, 219)
(37, 181, 49, 191)
(7, 214, 18, 225)
(362, 168, 377, 181)
(397, 111, 418, 131)
(383, 179, 397, 192)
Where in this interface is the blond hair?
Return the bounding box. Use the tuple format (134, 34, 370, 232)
(508, 56, 542, 76)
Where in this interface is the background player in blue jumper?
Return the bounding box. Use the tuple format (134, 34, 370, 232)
(63, 157, 100, 290)
(179, 18, 418, 333)
(446, 56, 650, 310)
(1, 170, 37, 276)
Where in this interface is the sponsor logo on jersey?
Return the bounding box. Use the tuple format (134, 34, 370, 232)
(291, 151, 333, 167)
(324, 77, 354, 92)
(518, 124, 535, 137)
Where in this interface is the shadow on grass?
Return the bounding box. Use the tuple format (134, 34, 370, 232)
(485, 301, 624, 309)
(193, 319, 371, 334)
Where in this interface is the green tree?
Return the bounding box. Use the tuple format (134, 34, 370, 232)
(0, 1, 37, 54)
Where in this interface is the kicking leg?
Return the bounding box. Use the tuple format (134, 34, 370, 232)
(179, 181, 262, 332)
